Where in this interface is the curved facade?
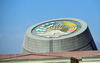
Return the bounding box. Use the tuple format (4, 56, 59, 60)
(21, 18, 97, 53)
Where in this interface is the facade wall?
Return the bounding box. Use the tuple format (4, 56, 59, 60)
(0, 57, 78, 63)
(82, 56, 100, 63)
(22, 27, 97, 53)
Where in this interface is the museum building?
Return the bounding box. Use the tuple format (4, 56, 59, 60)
(0, 18, 99, 63)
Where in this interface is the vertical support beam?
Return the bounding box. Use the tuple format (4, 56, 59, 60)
(49, 39, 53, 52)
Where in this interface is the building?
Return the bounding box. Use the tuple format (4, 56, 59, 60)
(21, 18, 97, 53)
(0, 18, 99, 63)
(0, 51, 100, 63)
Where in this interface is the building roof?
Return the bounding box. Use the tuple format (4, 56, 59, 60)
(0, 50, 100, 60)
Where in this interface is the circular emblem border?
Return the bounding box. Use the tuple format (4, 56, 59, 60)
(36, 21, 78, 38)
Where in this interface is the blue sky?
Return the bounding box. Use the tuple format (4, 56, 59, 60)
(0, 0, 100, 54)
